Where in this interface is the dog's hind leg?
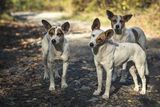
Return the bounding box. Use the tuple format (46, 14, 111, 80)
(93, 60, 103, 96)
(55, 67, 60, 79)
(112, 68, 118, 82)
(136, 64, 146, 94)
(120, 63, 127, 83)
(61, 61, 69, 89)
(129, 65, 139, 92)
(145, 61, 149, 75)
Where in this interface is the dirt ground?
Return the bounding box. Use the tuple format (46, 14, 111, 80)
(0, 12, 160, 107)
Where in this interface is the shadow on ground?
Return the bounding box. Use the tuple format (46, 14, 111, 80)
(0, 22, 160, 107)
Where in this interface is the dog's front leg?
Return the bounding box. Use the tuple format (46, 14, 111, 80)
(120, 63, 127, 83)
(102, 65, 113, 99)
(112, 67, 118, 82)
(61, 61, 68, 88)
(93, 60, 103, 96)
(42, 54, 49, 79)
(55, 67, 60, 79)
(48, 62, 55, 91)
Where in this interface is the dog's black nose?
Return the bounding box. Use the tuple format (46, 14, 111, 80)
(89, 43, 94, 47)
(116, 25, 119, 29)
(52, 39, 56, 44)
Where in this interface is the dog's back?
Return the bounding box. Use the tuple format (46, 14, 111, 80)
(129, 27, 146, 50)
(114, 42, 146, 66)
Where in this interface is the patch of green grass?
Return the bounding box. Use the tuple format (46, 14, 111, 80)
(0, 13, 14, 21)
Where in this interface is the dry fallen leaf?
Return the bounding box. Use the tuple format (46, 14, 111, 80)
(147, 90, 151, 92)
(128, 100, 132, 103)
(128, 92, 138, 95)
(24, 44, 27, 48)
(0, 78, 3, 81)
(32, 83, 42, 87)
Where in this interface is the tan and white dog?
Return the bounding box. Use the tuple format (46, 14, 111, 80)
(89, 18, 149, 99)
(106, 10, 147, 82)
(41, 20, 70, 91)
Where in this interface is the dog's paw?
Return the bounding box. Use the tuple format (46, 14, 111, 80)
(134, 86, 139, 92)
(61, 82, 68, 89)
(55, 73, 61, 79)
(120, 78, 126, 83)
(93, 90, 101, 96)
(43, 72, 49, 79)
(49, 86, 55, 91)
(102, 94, 109, 100)
(140, 90, 146, 95)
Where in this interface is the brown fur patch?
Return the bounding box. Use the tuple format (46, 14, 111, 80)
(132, 29, 139, 43)
(111, 15, 126, 29)
(49, 28, 55, 37)
(96, 32, 106, 45)
(57, 28, 64, 37)
(92, 18, 100, 31)
(120, 16, 125, 28)
(105, 29, 114, 39)
(111, 15, 118, 28)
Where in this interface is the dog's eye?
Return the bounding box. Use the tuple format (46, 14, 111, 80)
(113, 20, 117, 23)
(92, 34, 95, 37)
(120, 20, 124, 23)
(49, 32, 53, 35)
(57, 33, 61, 36)
(98, 38, 102, 41)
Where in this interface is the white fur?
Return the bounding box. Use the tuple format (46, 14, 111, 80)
(89, 30, 148, 99)
(42, 25, 70, 91)
(113, 15, 121, 30)
(111, 16, 147, 82)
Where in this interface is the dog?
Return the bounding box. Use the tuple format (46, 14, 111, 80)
(106, 10, 147, 83)
(89, 18, 149, 99)
(41, 20, 70, 91)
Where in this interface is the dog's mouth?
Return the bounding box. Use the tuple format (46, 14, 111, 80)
(114, 29, 122, 35)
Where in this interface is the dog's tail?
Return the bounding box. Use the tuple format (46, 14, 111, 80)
(145, 62, 149, 75)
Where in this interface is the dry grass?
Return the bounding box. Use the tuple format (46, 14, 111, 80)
(61, 8, 160, 38)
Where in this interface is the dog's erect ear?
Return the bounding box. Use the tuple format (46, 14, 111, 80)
(105, 29, 114, 39)
(91, 18, 100, 31)
(106, 10, 114, 20)
(123, 14, 132, 22)
(61, 22, 70, 33)
(42, 20, 52, 31)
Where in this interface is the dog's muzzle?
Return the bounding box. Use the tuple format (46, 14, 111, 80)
(114, 29, 122, 35)
(52, 39, 56, 44)
(89, 43, 94, 47)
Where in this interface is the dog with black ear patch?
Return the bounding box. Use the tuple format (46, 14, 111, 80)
(41, 20, 70, 91)
(106, 10, 147, 83)
(89, 18, 149, 99)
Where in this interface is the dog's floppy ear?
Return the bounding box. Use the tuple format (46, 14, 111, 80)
(105, 29, 114, 39)
(91, 18, 100, 31)
(123, 14, 132, 22)
(106, 10, 114, 20)
(42, 20, 52, 31)
(61, 22, 70, 33)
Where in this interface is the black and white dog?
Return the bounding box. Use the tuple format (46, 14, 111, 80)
(41, 20, 70, 91)
(89, 18, 149, 99)
(106, 10, 147, 82)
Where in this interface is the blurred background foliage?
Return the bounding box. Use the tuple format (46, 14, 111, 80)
(0, 0, 160, 36)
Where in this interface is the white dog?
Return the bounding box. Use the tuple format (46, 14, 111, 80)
(89, 18, 149, 99)
(41, 20, 70, 91)
(106, 10, 147, 82)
